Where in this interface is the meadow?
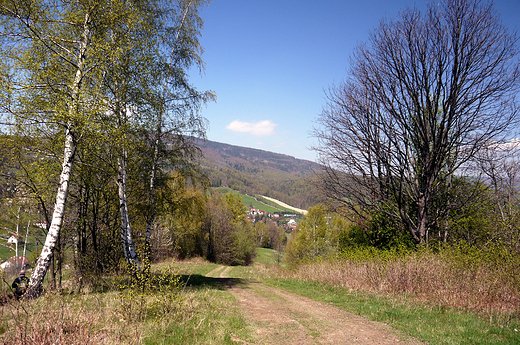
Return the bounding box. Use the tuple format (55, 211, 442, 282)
(0, 248, 518, 344)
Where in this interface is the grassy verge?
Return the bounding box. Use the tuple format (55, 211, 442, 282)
(1, 248, 518, 344)
(142, 287, 253, 345)
(254, 247, 284, 267)
(266, 277, 520, 345)
(0, 260, 255, 344)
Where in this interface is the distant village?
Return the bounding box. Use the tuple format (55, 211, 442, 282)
(247, 208, 300, 231)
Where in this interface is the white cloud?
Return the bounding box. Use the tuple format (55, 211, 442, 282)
(226, 120, 277, 136)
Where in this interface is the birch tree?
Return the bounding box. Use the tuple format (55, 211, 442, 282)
(100, 0, 213, 269)
(142, 0, 213, 259)
(0, 0, 213, 294)
(0, 0, 130, 297)
(99, 0, 160, 269)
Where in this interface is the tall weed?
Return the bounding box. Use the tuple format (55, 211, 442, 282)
(0, 293, 121, 344)
(282, 245, 520, 315)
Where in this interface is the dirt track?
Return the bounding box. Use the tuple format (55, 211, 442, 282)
(205, 265, 424, 345)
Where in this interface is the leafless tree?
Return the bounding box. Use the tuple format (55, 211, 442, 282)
(314, 0, 519, 244)
(476, 140, 520, 248)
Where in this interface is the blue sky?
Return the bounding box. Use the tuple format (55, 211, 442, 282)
(190, 0, 520, 162)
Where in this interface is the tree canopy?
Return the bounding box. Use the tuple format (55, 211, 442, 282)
(314, 0, 519, 244)
(0, 0, 213, 296)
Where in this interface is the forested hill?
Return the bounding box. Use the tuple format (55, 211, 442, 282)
(195, 139, 323, 210)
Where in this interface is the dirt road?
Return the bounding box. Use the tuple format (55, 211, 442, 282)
(206, 265, 424, 345)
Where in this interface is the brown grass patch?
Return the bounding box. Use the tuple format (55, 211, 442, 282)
(280, 250, 520, 315)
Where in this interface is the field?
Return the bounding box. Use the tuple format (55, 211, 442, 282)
(213, 187, 303, 215)
(240, 194, 283, 213)
(0, 230, 42, 266)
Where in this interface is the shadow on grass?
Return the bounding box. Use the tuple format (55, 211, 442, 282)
(179, 274, 249, 291)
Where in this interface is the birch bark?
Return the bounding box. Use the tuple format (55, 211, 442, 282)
(26, 127, 77, 297)
(118, 147, 138, 267)
(25, 11, 91, 298)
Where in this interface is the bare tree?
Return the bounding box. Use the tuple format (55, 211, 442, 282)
(314, 0, 519, 244)
(476, 140, 520, 248)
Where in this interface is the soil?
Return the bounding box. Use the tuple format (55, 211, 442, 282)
(205, 265, 425, 345)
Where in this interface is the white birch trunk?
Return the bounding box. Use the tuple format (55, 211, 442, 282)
(118, 148, 138, 267)
(26, 12, 91, 298)
(27, 127, 76, 297)
(145, 133, 159, 246)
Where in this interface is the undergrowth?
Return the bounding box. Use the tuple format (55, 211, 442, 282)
(281, 244, 520, 315)
(0, 258, 252, 344)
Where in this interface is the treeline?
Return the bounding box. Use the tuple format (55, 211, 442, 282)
(0, 135, 288, 285)
(287, 177, 520, 266)
(152, 174, 286, 265)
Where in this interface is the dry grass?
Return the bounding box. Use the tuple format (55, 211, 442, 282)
(0, 292, 137, 344)
(0, 263, 189, 344)
(280, 249, 520, 315)
(0, 261, 249, 344)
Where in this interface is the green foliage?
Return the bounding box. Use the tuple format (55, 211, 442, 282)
(158, 172, 207, 260)
(119, 258, 184, 322)
(0, 0, 214, 291)
(438, 242, 520, 295)
(362, 210, 415, 250)
(255, 221, 270, 248)
(230, 222, 256, 266)
(203, 193, 257, 266)
(443, 178, 520, 249)
(285, 204, 351, 266)
(224, 193, 247, 226)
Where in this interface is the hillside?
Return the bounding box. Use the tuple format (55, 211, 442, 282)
(195, 139, 324, 210)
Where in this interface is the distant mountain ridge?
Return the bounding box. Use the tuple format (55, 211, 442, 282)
(195, 139, 323, 210)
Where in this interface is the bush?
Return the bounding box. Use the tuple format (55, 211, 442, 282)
(119, 261, 184, 322)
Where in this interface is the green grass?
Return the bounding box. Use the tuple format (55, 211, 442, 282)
(241, 194, 283, 213)
(211, 187, 301, 215)
(255, 248, 284, 267)
(1, 261, 258, 345)
(266, 278, 520, 345)
(253, 195, 302, 214)
(142, 288, 254, 345)
(3, 251, 517, 344)
(0, 228, 45, 266)
(0, 245, 14, 261)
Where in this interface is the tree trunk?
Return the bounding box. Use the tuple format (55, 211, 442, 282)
(416, 193, 429, 244)
(118, 148, 138, 267)
(145, 125, 160, 266)
(26, 127, 77, 298)
(25, 11, 91, 298)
